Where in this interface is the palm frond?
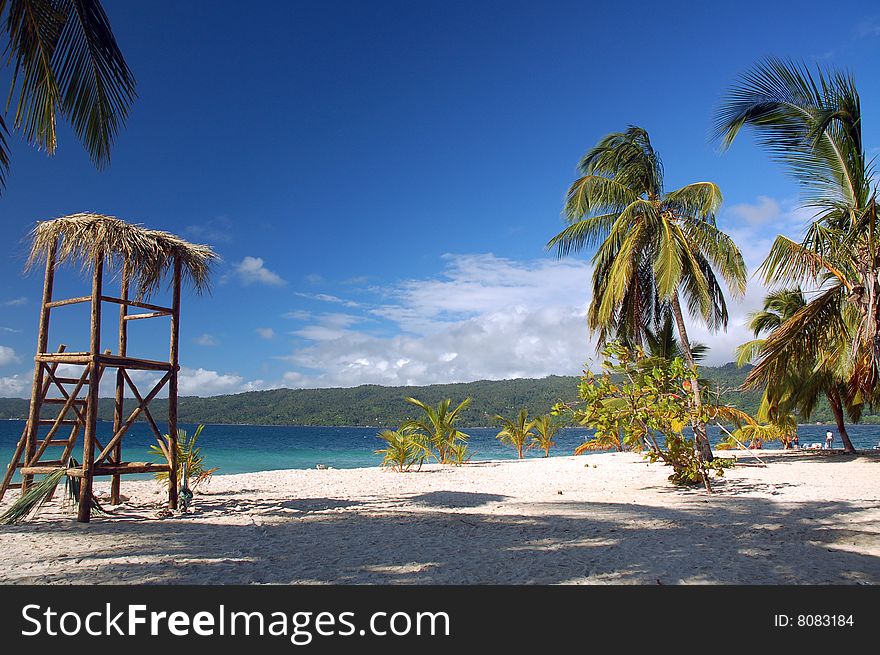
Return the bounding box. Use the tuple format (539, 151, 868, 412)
(53, 0, 137, 167)
(744, 284, 849, 389)
(679, 219, 747, 297)
(3, 0, 135, 193)
(758, 234, 850, 289)
(735, 339, 765, 366)
(715, 58, 866, 208)
(547, 212, 620, 258)
(664, 182, 723, 221)
(563, 175, 639, 221)
(0, 467, 66, 524)
(4, 0, 64, 156)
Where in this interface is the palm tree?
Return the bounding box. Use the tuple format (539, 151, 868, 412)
(735, 288, 859, 452)
(494, 408, 535, 459)
(375, 428, 430, 472)
(644, 313, 708, 362)
(716, 59, 878, 404)
(548, 126, 747, 462)
(529, 414, 558, 457)
(403, 397, 471, 465)
(0, 0, 136, 191)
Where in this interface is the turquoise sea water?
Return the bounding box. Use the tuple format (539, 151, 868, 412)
(2, 420, 879, 480)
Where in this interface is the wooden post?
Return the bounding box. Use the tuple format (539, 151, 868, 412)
(78, 254, 103, 522)
(167, 259, 182, 510)
(110, 263, 130, 504)
(22, 241, 57, 493)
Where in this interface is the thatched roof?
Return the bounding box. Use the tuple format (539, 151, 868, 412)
(27, 213, 218, 298)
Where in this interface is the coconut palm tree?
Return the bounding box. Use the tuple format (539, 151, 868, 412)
(548, 126, 747, 462)
(0, 0, 136, 191)
(529, 414, 558, 457)
(403, 397, 471, 465)
(735, 288, 859, 452)
(716, 59, 878, 403)
(494, 408, 535, 459)
(644, 313, 708, 363)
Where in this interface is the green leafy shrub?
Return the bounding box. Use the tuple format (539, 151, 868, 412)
(554, 343, 742, 489)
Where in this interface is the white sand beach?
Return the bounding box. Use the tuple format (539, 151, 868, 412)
(1, 450, 878, 585)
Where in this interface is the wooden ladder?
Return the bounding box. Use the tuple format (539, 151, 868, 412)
(0, 345, 87, 502)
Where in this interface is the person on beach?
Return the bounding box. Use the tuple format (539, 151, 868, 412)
(825, 430, 834, 449)
(792, 433, 799, 449)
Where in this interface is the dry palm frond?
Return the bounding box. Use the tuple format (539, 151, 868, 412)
(26, 213, 218, 298)
(0, 468, 67, 525)
(0, 458, 105, 525)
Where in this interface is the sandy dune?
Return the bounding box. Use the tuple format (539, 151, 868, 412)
(1, 450, 878, 584)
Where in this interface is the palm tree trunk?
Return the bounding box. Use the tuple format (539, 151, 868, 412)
(670, 295, 714, 490)
(827, 388, 856, 453)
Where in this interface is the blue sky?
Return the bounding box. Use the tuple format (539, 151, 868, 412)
(1, 1, 879, 396)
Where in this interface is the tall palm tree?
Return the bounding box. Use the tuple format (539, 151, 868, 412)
(736, 288, 859, 452)
(548, 127, 747, 462)
(403, 397, 471, 465)
(0, 0, 136, 191)
(494, 408, 535, 459)
(715, 59, 878, 403)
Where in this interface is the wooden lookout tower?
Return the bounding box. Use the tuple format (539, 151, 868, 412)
(0, 213, 216, 522)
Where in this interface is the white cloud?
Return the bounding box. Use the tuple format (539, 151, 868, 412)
(276, 254, 596, 387)
(289, 313, 366, 342)
(256, 327, 275, 339)
(177, 367, 267, 396)
(1, 327, 21, 333)
(3, 297, 27, 307)
(727, 195, 780, 226)
(0, 372, 28, 396)
(371, 253, 594, 334)
(295, 292, 361, 308)
(0, 364, 270, 399)
(195, 333, 220, 346)
(282, 310, 312, 321)
(281, 304, 592, 387)
(0, 346, 20, 366)
(232, 256, 286, 286)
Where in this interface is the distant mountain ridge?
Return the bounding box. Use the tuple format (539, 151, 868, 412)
(0, 363, 864, 426)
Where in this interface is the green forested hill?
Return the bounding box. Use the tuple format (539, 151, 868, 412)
(0, 363, 862, 426)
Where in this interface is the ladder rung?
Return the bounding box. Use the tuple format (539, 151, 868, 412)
(52, 377, 89, 385)
(6, 482, 22, 489)
(18, 459, 64, 468)
(37, 419, 78, 425)
(43, 398, 86, 404)
(46, 440, 72, 446)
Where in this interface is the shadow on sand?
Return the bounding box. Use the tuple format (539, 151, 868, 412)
(2, 488, 878, 585)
